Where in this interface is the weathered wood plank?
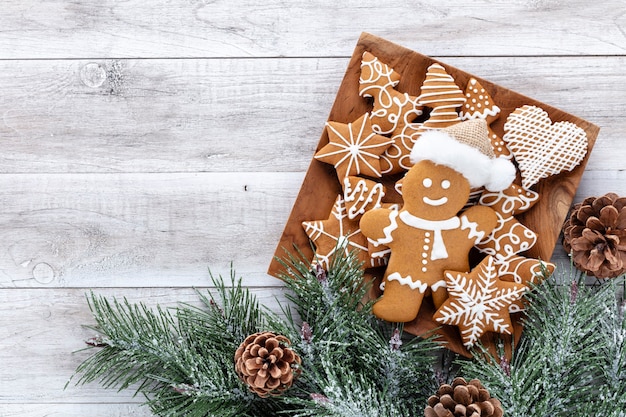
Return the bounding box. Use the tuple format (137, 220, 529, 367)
(0, 172, 303, 288)
(0, 287, 286, 405)
(0, 1, 625, 58)
(0, 56, 623, 173)
(0, 404, 153, 417)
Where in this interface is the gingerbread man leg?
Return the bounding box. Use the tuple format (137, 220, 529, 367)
(373, 279, 425, 323)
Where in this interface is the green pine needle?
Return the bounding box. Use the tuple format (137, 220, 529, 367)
(72, 249, 626, 417)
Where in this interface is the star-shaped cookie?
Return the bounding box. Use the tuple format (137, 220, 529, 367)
(302, 194, 385, 269)
(315, 113, 393, 179)
(433, 256, 527, 348)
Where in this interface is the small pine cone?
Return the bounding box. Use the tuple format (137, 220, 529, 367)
(563, 193, 626, 279)
(425, 377, 503, 417)
(234, 331, 301, 397)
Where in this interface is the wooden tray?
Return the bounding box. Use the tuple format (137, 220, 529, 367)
(267, 32, 599, 355)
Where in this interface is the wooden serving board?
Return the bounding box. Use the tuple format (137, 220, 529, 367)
(268, 32, 599, 356)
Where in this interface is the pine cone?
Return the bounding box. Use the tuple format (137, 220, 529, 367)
(563, 193, 626, 279)
(425, 377, 503, 417)
(234, 331, 301, 397)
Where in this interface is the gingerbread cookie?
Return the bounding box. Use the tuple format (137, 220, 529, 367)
(503, 105, 588, 189)
(476, 184, 539, 257)
(342, 176, 385, 221)
(476, 215, 537, 259)
(418, 63, 466, 129)
(494, 255, 555, 312)
(379, 122, 423, 175)
(460, 77, 512, 159)
(476, 183, 553, 312)
(359, 51, 401, 98)
(433, 255, 527, 348)
(369, 88, 422, 135)
(359, 52, 423, 135)
(377, 63, 466, 175)
(302, 195, 385, 270)
(478, 183, 540, 216)
(315, 113, 393, 179)
(361, 124, 516, 323)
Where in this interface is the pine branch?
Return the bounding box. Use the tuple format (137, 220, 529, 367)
(275, 247, 439, 415)
(463, 270, 622, 417)
(72, 270, 275, 417)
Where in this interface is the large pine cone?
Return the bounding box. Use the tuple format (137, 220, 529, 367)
(234, 331, 301, 397)
(563, 193, 626, 279)
(425, 377, 503, 417)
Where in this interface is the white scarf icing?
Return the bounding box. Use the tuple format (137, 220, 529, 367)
(399, 211, 460, 260)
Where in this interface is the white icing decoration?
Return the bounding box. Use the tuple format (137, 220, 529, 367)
(376, 209, 400, 245)
(387, 272, 429, 292)
(317, 114, 393, 178)
(399, 211, 460, 260)
(342, 177, 384, 220)
(503, 105, 588, 189)
(423, 196, 448, 206)
(460, 215, 485, 244)
(431, 279, 447, 292)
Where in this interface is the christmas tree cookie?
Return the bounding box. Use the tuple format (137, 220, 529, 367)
(460, 77, 512, 159)
(418, 63, 466, 129)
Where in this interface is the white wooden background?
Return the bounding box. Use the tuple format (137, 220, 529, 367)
(1, 1, 625, 415)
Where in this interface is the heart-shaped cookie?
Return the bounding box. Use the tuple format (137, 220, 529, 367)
(503, 105, 588, 189)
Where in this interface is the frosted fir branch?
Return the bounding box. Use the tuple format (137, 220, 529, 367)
(463, 271, 625, 417)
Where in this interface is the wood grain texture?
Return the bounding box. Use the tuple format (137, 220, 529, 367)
(0, 0, 625, 58)
(0, 172, 301, 288)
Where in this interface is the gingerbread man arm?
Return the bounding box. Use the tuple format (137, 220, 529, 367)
(360, 208, 397, 245)
(460, 205, 498, 243)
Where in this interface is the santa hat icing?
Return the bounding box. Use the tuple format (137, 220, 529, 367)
(410, 119, 516, 192)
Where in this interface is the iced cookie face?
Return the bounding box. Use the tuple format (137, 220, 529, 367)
(402, 160, 470, 220)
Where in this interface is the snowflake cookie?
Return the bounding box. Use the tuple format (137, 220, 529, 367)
(433, 255, 527, 348)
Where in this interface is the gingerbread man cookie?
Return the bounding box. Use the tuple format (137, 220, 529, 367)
(360, 123, 516, 323)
